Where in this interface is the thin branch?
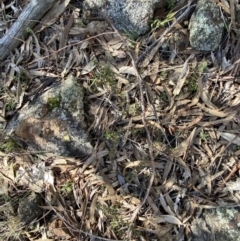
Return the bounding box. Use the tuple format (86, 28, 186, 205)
(127, 52, 156, 236)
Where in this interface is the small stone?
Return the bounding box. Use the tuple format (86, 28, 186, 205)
(83, 0, 164, 37)
(18, 192, 42, 225)
(5, 75, 93, 157)
(191, 207, 240, 241)
(189, 0, 224, 51)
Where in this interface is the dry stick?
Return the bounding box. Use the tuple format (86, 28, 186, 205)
(214, 161, 240, 195)
(0, 0, 56, 61)
(144, 82, 172, 146)
(127, 52, 156, 231)
(136, 0, 196, 66)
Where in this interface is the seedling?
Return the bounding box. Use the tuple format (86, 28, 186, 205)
(60, 181, 73, 196)
(199, 130, 209, 142)
(151, 11, 176, 29)
(0, 138, 22, 152)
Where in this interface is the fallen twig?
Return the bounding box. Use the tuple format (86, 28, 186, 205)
(0, 0, 56, 61)
(127, 52, 156, 237)
(214, 160, 240, 195)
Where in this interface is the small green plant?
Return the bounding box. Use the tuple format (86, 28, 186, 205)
(104, 130, 119, 143)
(199, 130, 209, 142)
(124, 29, 138, 42)
(0, 138, 22, 152)
(77, 18, 85, 27)
(18, 70, 29, 82)
(198, 61, 208, 74)
(26, 27, 33, 34)
(60, 181, 73, 196)
(6, 99, 16, 111)
(151, 11, 176, 29)
(167, 0, 176, 9)
(160, 91, 168, 101)
(126, 103, 140, 116)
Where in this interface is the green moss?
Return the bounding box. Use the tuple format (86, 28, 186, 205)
(186, 77, 198, 94)
(104, 130, 120, 143)
(18, 70, 29, 82)
(198, 61, 208, 74)
(47, 96, 61, 111)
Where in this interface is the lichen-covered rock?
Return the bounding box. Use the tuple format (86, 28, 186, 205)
(189, 0, 224, 51)
(18, 192, 42, 224)
(5, 75, 93, 157)
(83, 0, 164, 37)
(191, 207, 240, 241)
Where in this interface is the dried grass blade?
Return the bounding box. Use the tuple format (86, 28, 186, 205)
(177, 115, 203, 130)
(37, 0, 71, 32)
(59, 14, 73, 50)
(147, 196, 160, 215)
(159, 194, 176, 216)
(119, 66, 137, 76)
(230, 0, 236, 30)
(29, 70, 58, 77)
(197, 111, 236, 126)
(61, 51, 74, 77)
(198, 77, 217, 109)
(171, 127, 198, 158)
(218, 131, 240, 145)
(81, 150, 109, 172)
(162, 160, 173, 181)
(173, 54, 194, 96)
(197, 103, 229, 118)
(98, 171, 115, 195)
(149, 215, 183, 225)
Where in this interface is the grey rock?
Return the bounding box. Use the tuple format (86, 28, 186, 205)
(191, 207, 240, 241)
(5, 75, 93, 157)
(83, 0, 164, 37)
(18, 192, 42, 225)
(189, 0, 224, 51)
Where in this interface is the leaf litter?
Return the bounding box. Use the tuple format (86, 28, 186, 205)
(0, 0, 240, 240)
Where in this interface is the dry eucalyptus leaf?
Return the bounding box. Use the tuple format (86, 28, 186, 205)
(81, 60, 96, 75)
(218, 131, 240, 145)
(149, 215, 183, 225)
(119, 66, 136, 76)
